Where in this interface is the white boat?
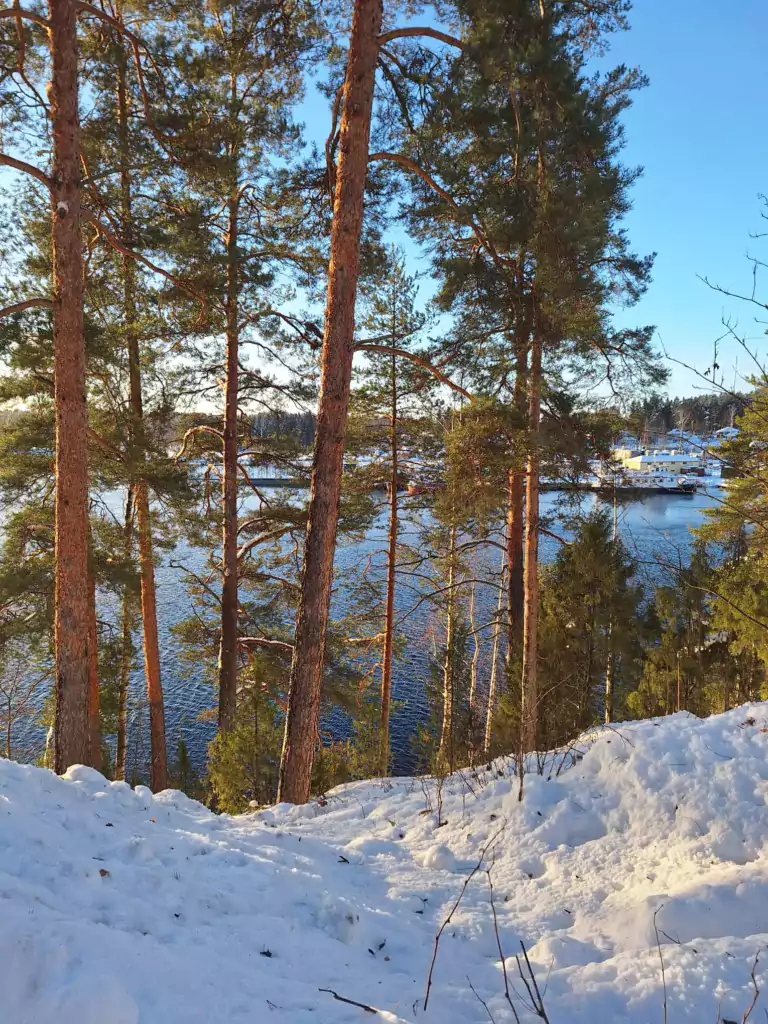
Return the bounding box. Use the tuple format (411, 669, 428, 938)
(593, 470, 697, 494)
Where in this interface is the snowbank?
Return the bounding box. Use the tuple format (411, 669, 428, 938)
(2, 706, 768, 1022)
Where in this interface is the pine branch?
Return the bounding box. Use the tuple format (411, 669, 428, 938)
(173, 425, 225, 461)
(0, 152, 52, 189)
(354, 342, 471, 398)
(0, 7, 50, 29)
(238, 637, 294, 654)
(75, 3, 176, 159)
(82, 210, 207, 309)
(377, 26, 465, 50)
(0, 297, 52, 319)
(368, 151, 507, 275)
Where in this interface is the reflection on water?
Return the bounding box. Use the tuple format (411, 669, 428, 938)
(11, 488, 719, 776)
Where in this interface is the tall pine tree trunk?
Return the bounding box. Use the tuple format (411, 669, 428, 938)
(115, 485, 134, 781)
(604, 492, 617, 724)
(506, 468, 524, 650)
(483, 552, 506, 759)
(467, 574, 481, 761)
(278, 0, 383, 804)
(135, 482, 166, 789)
(117, 32, 166, 789)
(50, 0, 94, 773)
(379, 344, 398, 776)
(438, 523, 457, 771)
(521, 330, 542, 756)
(506, 336, 527, 666)
(218, 182, 240, 734)
(87, 538, 101, 769)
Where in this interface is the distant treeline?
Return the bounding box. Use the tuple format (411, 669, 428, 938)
(627, 392, 748, 438)
(251, 411, 315, 446)
(174, 410, 316, 448)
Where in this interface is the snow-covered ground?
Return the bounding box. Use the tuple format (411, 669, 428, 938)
(2, 706, 768, 1023)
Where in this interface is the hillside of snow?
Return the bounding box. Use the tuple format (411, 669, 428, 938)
(2, 707, 768, 1023)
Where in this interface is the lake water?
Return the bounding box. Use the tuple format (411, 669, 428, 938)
(127, 487, 720, 776)
(10, 487, 720, 775)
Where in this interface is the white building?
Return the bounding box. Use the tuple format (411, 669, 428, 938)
(715, 426, 739, 441)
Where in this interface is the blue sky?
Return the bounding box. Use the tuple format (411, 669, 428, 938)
(605, 0, 768, 395)
(299, 0, 768, 398)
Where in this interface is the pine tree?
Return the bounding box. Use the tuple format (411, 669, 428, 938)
(0, 0, 98, 769)
(390, 0, 660, 756)
(163, 0, 314, 740)
(278, 0, 467, 804)
(349, 246, 433, 773)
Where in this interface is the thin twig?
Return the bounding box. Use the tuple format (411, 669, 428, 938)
(424, 825, 506, 1010)
(467, 977, 498, 1024)
(487, 866, 521, 1022)
(515, 943, 551, 1023)
(653, 905, 668, 1024)
(742, 953, 760, 1024)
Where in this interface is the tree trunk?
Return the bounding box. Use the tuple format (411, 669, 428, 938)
(116, 35, 166, 789)
(278, 0, 383, 804)
(50, 0, 93, 773)
(115, 485, 134, 781)
(135, 482, 166, 790)
(87, 540, 101, 770)
(604, 490, 617, 724)
(379, 343, 398, 776)
(521, 330, 542, 756)
(506, 468, 524, 651)
(506, 337, 527, 668)
(604, 640, 614, 725)
(467, 575, 481, 762)
(483, 553, 506, 759)
(218, 184, 240, 734)
(438, 523, 457, 771)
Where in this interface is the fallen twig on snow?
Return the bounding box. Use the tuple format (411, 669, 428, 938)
(319, 988, 377, 1014)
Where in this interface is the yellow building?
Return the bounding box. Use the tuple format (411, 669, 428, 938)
(622, 452, 702, 475)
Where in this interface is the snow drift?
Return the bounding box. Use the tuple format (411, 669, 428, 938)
(2, 705, 768, 1022)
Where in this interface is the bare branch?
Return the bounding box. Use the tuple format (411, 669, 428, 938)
(318, 989, 377, 1015)
(424, 825, 506, 1010)
(173, 425, 224, 461)
(238, 636, 294, 654)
